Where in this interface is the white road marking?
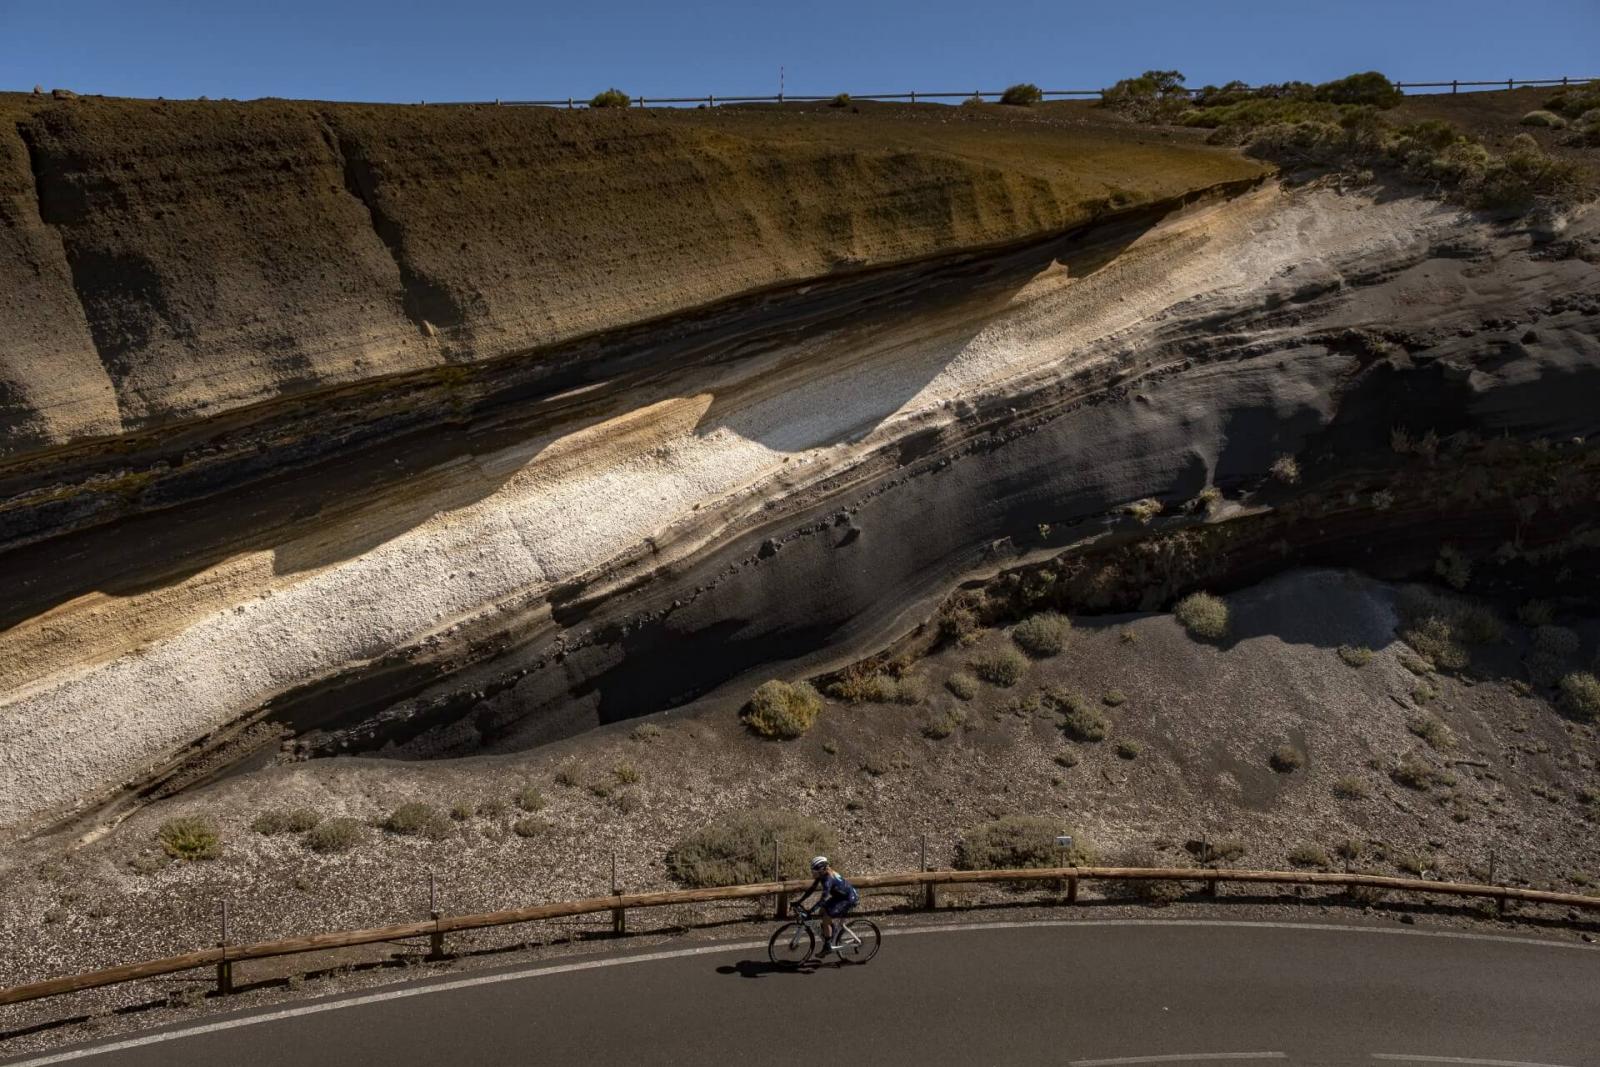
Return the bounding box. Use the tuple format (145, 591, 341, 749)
(1071, 1053, 1286, 1066)
(3, 918, 1593, 1065)
(1372, 1056, 1577, 1067)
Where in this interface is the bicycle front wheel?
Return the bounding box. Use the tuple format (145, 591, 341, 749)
(768, 922, 815, 967)
(836, 918, 881, 964)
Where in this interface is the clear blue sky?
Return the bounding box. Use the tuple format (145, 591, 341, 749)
(4, 0, 1597, 103)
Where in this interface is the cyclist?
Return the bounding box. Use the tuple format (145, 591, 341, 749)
(796, 855, 858, 954)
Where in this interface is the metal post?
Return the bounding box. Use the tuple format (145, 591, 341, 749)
(216, 899, 233, 995)
(1508, 78, 1514, 90)
(1452, 80, 1458, 94)
(910, 90, 916, 104)
(567, 97, 573, 109)
(708, 94, 714, 108)
(920, 834, 936, 910)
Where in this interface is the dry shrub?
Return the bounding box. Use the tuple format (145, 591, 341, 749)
(1560, 672, 1600, 720)
(1174, 592, 1229, 639)
(305, 818, 366, 854)
(970, 649, 1028, 687)
(384, 802, 451, 840)
(744, 680, 823, 738)
(157, 817, 221, 861)
(1012, 612, 1071, 657)
(955, 815, 1095, 870)
(667, 810, 835, 887)
(251, 808, 321, 835)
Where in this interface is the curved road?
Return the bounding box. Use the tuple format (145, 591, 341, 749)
(5, 919, 1598, 1066)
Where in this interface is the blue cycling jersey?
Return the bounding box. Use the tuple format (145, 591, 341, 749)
(815, 871, 858, 905)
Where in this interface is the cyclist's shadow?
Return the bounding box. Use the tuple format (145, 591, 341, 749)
(716, 960, 821, 979)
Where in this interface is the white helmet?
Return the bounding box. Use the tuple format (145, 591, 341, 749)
(810, 855, 829, 872)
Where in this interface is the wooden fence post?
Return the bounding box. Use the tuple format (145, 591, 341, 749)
(772, 841, 788, 919)
(920, 835, 937, 910)
(611, 853, 626, 935)
(427, 871, 445, 960)
(216, 899, 233, 995)
(1452, 80, 1458, 94)
(1066, 874, 1078, 904)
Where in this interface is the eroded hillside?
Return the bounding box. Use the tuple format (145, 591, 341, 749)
(0, 90, 1596, 853)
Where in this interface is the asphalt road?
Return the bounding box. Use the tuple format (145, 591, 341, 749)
(6, 919, 1599, 1067)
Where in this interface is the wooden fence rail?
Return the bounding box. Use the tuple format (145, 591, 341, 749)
(3, 866, 1597, 1009)
(418, 75, 1598, 108)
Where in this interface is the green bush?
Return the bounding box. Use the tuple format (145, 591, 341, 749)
(305, 817, 366, 854)
(1337, 645, 1373, 667)
(1313, 71, 1402, 108)
(1012, 612, 1071, 657)
(946, 672, 979, 700)
(1521, 109, 1567, 128)
(922, 706, 969, 739)
(1057, 692, 1107, 742)
(1544, 84, 1600, 118)
(157, 817, 221, 861)
(1288, 844, 1330, 869)
(1115, 740, 1142, 759)
(385, 802, 451, 840)
(829, 93, 851, 108)
(970, 649, 1028, 687)
(955, 815, 1094, 870)
(1560, 672, 1600, 720)
(1102, 69, 1190, 122)
(1406, 713, 1453, 750)
(251, 808, 322, 835)
(1174, 591, 1229, 640)
(999, 83, 1043, 106)
(589, 88, 631, 109)
(666, 810, 835, 887)
(630, 722, 663, 742)
(744, 680, 823, 738)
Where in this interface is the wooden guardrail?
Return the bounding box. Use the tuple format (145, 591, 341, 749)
(417, 75, 1598, 108)
(3, 865, 1598, 1010)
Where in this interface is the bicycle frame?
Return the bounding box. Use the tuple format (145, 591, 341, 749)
(790, 904, 865, 950)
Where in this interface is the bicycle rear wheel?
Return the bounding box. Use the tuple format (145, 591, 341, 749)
(768, 922, 815, 966)
(835, 918, 880, 964)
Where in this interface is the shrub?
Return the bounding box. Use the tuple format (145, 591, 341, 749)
(1337, 645, 1373, 667)
(305, 817, 366, 854)
(1108, 848, 1185, 902)
(1197, 838, 1247, 865)
(828, 93, 851, 108)
(999, 83, 1042, 106)
(1269, 746, 1305, 773)
(1559, 672, 1600, 720)
(1392, 755, 1447, 790)
(515, 785, 546, 812)
(1406, 713, 1453, 750)
(589, 88, 631, 109)
(955, 815, 1094, 870)
(251, 808, 321, 835)
(1534, 624, 1580, 658)
(1103, 689, 1127, 707)
(1054, 749, 1080, 768)
(922, 706, 968, 740)
(630, 722, 663, 742)
(1451, 603, 1501, 645)
(1288, 844, 1330, 869)
(1545, 84, 1600, 118)
(1314, 71, 1402, 108)
(385, 802, 451, 840)
(946, 672, 979, 700)
(1270, 454, 1301, 484)
(666, 810, 835, 887)
(1174, 592, 1229, 640)
(1332, 776, 1369, 800)
(511, 818, 546, 838)
(449, 801, 475, 822)
(744, 680, 823, 738)
(827, 669, 922, 704)
(614, 762, 641, 785)
(1521, 110, 1567, 128)
(938, 602, 983, 646)
(1116, 740, 1142, 759)
(157, 817, 221, 861)
(1435, 545, 1472, 590)
(554, 761, 582, 787)
(1102, 70, 1191, 122)
(1012, 612, 1071, 657)
(1517, 600, 1555, 626)
(1057, 692, 1107, 742)
(969, 649, 1028, 687)
(477, 798, 509, 819)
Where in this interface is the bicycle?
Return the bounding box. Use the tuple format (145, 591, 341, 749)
(768, 902, 881, 966)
